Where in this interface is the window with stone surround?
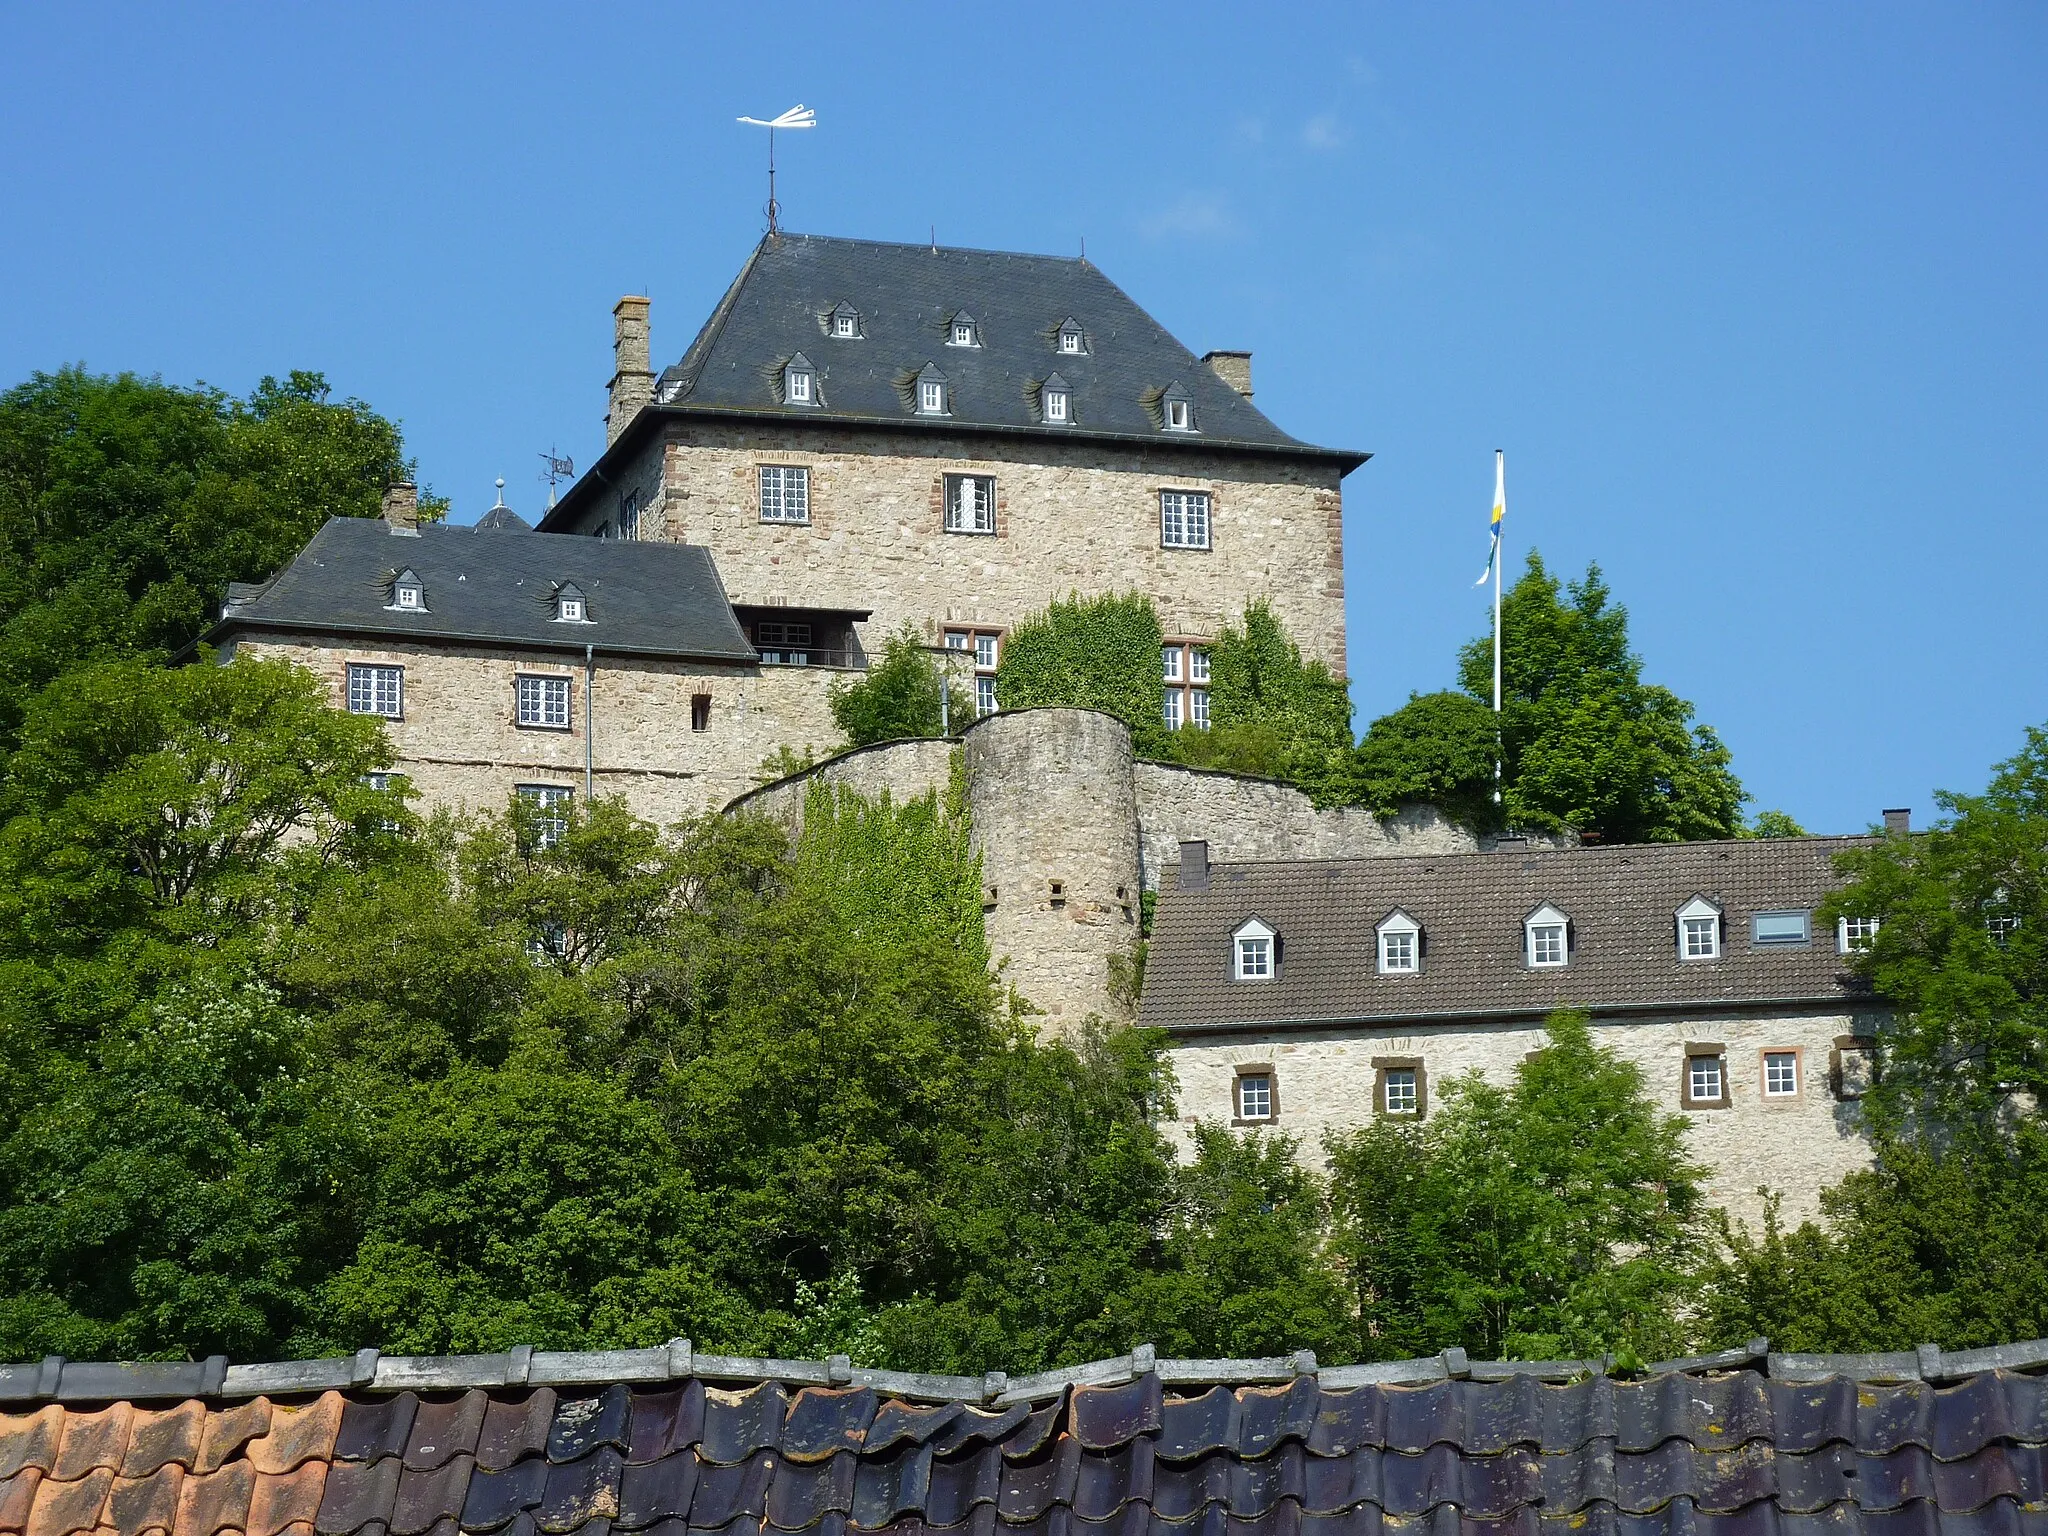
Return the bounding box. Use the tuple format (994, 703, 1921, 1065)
(1374, 1057, 1427, 1118)
(515, 674, 571, 730)
(1160, 491, 1211, 550)
(944, 475, 996, 534)
(759, 465, 810, 524)
(690, 694, 711, 732)
(944, 627, 1002, 715)
(345, 663, 403, 719)
(1233, 1068, 1275, 1124)
(516, 784, 572, 849)
(1683, 1047, 1730, 1109)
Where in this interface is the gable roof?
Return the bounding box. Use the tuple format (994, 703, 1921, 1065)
(4, 1338, 2045, 1536)
(210, 518, 756, 663)
(1140, 836, 1881, 1034)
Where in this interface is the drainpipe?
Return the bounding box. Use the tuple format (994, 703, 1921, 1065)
(584, 645, 595, 799)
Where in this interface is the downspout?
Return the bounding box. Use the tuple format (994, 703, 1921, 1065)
(584, 644, 595, 799)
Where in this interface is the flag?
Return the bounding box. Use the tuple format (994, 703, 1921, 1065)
(1473, 452, 1505, 586)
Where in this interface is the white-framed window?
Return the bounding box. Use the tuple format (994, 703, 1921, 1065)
(516, 784, 573, 849)
(1160, 490, 1211, 550)
(515, 674, 572, 729)
(919, 378, 948, 415)
(618, 491, 641, 541)
(1377, 911, 1421, 975)
(1233, 918, 1275, 981)
(1058, 321, 1086, 355)
(946, 628, 1002, 716)
(1764, 1051, 1800, 1097)
(944, 474, 996, 534)
(975, 675, 997, 717)
(1044, 388, 1068, 423)
(1688, 1054, 1726, 1103)
(1753, 909, 1811, 947)
(345, 663, 403, 719)
(555, 593, 587, 623)
(527, 922, 568, 961)
(1838, 915, 1880, 953)
(1677, 895, 1721, 960)
(1189, 649, 1211, 684)
(391, 573, 424, 611)
(832, 308, 859, 338)
(363, 771, 394, 791)
(1383, 1069, 1418, 1116)
(1162, 647, 1183, 683)
(1162, 690, 1183, 729)
(1988, 912, 2022, 945)
(756, 620, 812, 665)
(1190, 689, 1210, 728)
(784, 355, 817, 405)
(1166, 397, 1193, 431)
(758, 464, 811, 524)
(974, 633, 997, 670)
(950, 315, 978, 347)
(1235, 1072, 1273, 1122)
(1525, 904, 1569, 968)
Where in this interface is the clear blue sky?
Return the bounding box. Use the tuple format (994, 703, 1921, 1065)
(5, 4, 2043, 835)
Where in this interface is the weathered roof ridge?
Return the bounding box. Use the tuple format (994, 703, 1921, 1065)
(7, 1336, 2046, 1407)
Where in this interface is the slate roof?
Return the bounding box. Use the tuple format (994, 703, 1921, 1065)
(1140, 837, 1879, 1035)
(211, 519, 757, 663)
(4, 1339, 2047, 1536)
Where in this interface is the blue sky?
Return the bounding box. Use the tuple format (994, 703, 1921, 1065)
(4, 4, 2043, 834)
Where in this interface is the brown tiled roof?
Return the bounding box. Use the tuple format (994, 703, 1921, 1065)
(3, 1340, 2047, 1536)
(1139, 837, 1880, 1035)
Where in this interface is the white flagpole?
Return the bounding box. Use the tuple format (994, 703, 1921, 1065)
(1492, 449, 1504, 806)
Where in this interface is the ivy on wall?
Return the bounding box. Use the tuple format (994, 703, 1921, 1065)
(993, 592, 1169, 757)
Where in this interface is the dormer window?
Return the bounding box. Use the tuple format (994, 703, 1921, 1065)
(830, 303, 860, 338)
(1233, 917, 1276, 981)
(1057, 319, 1087, 355)
(1041, 373, 1071, 425)
(553, 583, 589, 624)
(783, 353, 818, 407)
(1676, 896, 1722, 961)
(1525, 903, 1570, 968)
(949, 313, 980, 347)
(915, 364, 949, 416)
(1161, 387, 1195, 433)
(1376, 910, 1421, 975)
(388, 569, 425, 612)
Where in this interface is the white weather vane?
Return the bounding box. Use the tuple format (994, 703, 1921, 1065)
(737, 104, 817, 234)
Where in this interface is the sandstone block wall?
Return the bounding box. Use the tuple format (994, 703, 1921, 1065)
(561, 420, 1349, 675)
(727, 736, 958, 832)
(231, 632, 848, 824)
(1164, 1008, 1880, 1230)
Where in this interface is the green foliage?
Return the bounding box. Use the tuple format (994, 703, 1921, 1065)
(0, 368, 432, 745)
(1743, 809, 1809, 838)
(1336, 691, 1500, 828)
(1458, 553, 1746, 843)
(1201, 601, 1355, 799)
(1327, 1012, 1704, 1361)
(995, 592, 1167, 754)
(829, 628, 969, 747)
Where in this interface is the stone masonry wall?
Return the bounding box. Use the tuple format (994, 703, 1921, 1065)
(1165, 1009, 1881, 1232)
(229, 632, 847, 824)
(562, 420, 1349, 675)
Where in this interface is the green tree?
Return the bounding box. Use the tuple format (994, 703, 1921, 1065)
(996, 592, 1167, 754)
(1743, 809, 1809, 838)
(1327, 1012, 1703, 1361)
(1457, 553, 1745, 842)
(0, 368, 432, 742)
(829, 628, 970, 746)
(1337, 690, 1500, 828)
(1202, 600, 1355, 798)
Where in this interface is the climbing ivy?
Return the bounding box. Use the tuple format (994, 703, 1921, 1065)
(994, 592, 1168, 756)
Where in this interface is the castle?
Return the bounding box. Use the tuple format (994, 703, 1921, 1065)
(209, 231, 1889, 1225)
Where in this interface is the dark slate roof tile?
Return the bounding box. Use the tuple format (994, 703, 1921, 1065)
(626, 1390, 705, 1469)
(697, 1387, 785, 1467)
(1075, 1381, 1164, 1454)
(1237, 1382, 1317, 1460)
(537, 1451, 621, 1534)
(617, 1452, 700, 1532)
(930, 1407, 1029, 1460)
(1538, 1440, 1618, 1512)
(852, 1443, 935, 1531)
(1163, 1391, 1241, 1464)
(1074, 1442, 1155, 1521)
(406, 1396, 487, 1472)
(764, 1452, 852, 1531)
(684, 1452, 771, 1530)
(463, 1459, 548, 1532)
(391, 1455, 473, 1536)
(338, 1401, 420, 1467)
(780, 1391, 870, 1465)
(549, 1392, 632, 1466)
(866, 1405, 964, 1457)
(1231, 1445, 1310, 1518)
(478, 1394, 557, 1475)
(923, 1448, 1001, 1527)
(999, 1439, 1081, 1523)
(1305, 1393, 1380, 1461)
(1154, 1451, 1236, 1521)
(318, 1458, 401, 1534)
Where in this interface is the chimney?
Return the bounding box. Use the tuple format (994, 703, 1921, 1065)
(607, 296, 654, 446)
(1883, 807, 1911, 837)
(1178, 839, 1209, 891)
(381, 481, 419, 536)
(1201, 350, 1253, 399)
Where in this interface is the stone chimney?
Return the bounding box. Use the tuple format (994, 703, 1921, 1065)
(1202, 350, 1253, 399)
(607, 296, 654, 446)
(381, 482, 419, 536)
(1883, 807, 1911, 836)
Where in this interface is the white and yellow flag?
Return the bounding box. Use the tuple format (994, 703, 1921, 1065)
(1473, 452, 1505, 586)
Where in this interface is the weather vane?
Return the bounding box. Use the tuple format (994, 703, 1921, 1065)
(538, 447, 574, 509)
(737, 104, 816, 236)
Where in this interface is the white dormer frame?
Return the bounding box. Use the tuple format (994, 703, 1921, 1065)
(1232, 917, 1276, 982)
(1376, 909, 1422, 975)
(783, 353, 819, 407)
(388, 568, 426, 612)
(1057, 318, 1087, 355)
(830, 303, 861, 338)
(1041, 372, 1071, 425)
(1161, 386, 1196, 433)
(553, 584, 590, 624)
(1676, 895, 1722, 961)
(915, 364, 949, 417)
(948, 312, 980, 348)
(1525, 903, 1570, 968)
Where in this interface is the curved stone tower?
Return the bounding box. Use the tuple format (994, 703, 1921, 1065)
(965, 710, 1142, 1033)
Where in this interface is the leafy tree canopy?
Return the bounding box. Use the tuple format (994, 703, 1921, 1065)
(1457, 553, 1746, 843)
(828, 628, 970, 747)
(1335, 690, 1500, 828)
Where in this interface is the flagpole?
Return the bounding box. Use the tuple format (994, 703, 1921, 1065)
(1492, 449, 1503, 806)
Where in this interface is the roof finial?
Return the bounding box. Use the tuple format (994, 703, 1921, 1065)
(737, 105, 817, 237)
(493, 477, 506, 508)
(931, 225, 937, 253)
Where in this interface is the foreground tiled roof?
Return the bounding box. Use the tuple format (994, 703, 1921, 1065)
(1141, 837, 1880, 1034)
(4, 1338, 2047, 1536)
(210, 519, 757, 663)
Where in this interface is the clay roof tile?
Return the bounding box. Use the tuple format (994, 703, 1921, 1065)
(119, 1410, 204, 1483)
(54, 1411, 133, 1483)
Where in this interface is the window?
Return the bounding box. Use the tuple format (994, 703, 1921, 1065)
(1189, 649, 1211, 684)
(1162, 690, 1183, 729)
(974, 633, 997, 670)
(516, 674, 572, 729)
(363, 772, 394, 791)
(756, 620, 812, 665)
(831, 306, 860, 338)
(1162, 647, 1183, 683)
(1165, 396, 1193, 431)
(527, 922, 569, 962)
(1753, 909, 1812, 947)
(1832, 1035, 1876, 1100)
(946, 627, 1002, 716)
(944, 474, 996, 534)
(553, 584, 588, 623)
(618, 491, 641, 541)
(346, 663, 403, 719)
(516, 784, 572, 849)
(1383, 1069, 1418, 1115)
(1838, 915, 1880, 953)
(1161, 638, 1213, 728)
(1525, 904, 1569, 967)
(1374, 1058, 1427, 1117)
(758, 465, 811, 524)
(1764, 1051, 1800, 1098)
(783, 353, 817, 406)
(917, 369, 950, 416)
(1985, 890, 2021, 946)
(1160, 490, 1211, 550)
(1043, 387, 1068, 423)
(1686, 1054, 1727, 1106)
(1377, 911, 1421, 975)
(976, 675, 997, 717)
(949, 314, 979, 347)
(1235, 1071, 1274, 1122)
(390, 571, 425, 611)
(1676, 896, 1721, 960)
(1233, 919, 1275, 981)
(1058, 319, 1087, 355)
(1190, 688, 1210, 727)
